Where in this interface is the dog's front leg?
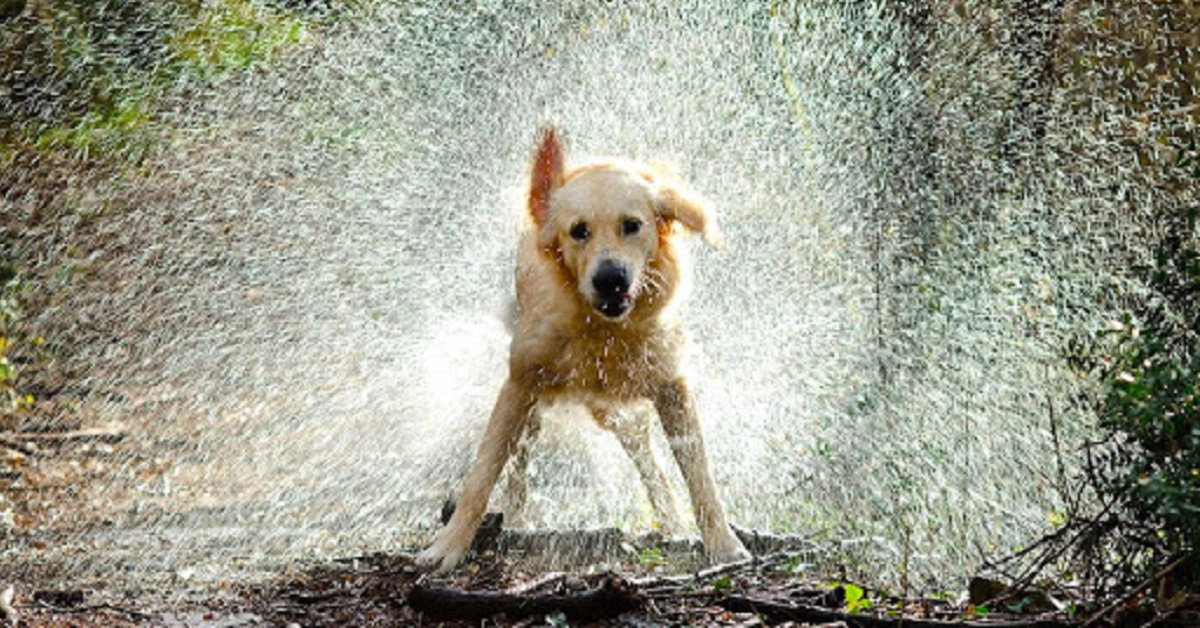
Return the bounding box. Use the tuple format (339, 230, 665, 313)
(417, 378, 536, 572)
(653, 378, 750, 564)
(499, 412, 542, 527)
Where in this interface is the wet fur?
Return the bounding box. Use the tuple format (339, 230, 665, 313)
(417, 127, 749, 571)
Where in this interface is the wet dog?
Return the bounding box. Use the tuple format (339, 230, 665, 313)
(417, 127, 749, 571)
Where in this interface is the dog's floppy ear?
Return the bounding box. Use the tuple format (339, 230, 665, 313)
(528, 126, 564, 229)
(653, 183, 722, 246)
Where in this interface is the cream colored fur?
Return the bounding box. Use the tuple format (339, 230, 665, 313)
(417, 128, 749, 572)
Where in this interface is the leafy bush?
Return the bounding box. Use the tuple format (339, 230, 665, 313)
(1, 0, 309, 158)
(0, 0, 315, 417)
(1078, 138, 1199, 586)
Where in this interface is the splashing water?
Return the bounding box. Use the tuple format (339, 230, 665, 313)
(8, 1, 1196, 590)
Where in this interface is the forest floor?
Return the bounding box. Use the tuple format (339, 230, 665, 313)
(0, 413, 1119, 628)
(2, 551, 1092, 627)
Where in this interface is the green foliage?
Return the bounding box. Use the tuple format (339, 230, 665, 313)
(170, 0, 307, 80)
(0, 336, 31, 413)
(636, 547, 667, 569)
(711, 575, 734, 593)
(1094, 317, 1199, 535)
(0, 274, 18, 349)
(841, 582, 873, 614)
(0, 0, 316, 416)
(2, 1, 168, 156)
(966, 605, 990, 619)
(1, 0, 310, 160)
(1075, 138, 1200, 584)
(0, 276, 31, 414)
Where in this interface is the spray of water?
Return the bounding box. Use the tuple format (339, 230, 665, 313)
(5, 1, 1195, 591)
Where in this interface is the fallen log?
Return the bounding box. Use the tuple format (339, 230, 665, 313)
(721, 595, 1071, 628)
(407, 574, 644, 622)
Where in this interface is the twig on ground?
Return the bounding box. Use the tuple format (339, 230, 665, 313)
(24, 601, 154, 623)
(983, 501, 1116, 596)
(0, 438, 36, 455)
(1082, 555, 1191, 627)
(697, 557, 755, 580)
(721, 595, 1070, 628)
(1, 424, 127, 443)
(631, 556, 753, 593)
(505, 571, 568, 595)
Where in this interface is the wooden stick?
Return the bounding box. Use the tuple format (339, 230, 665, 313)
(1, 424, 126, 443)
(695, 557, 754, 580)
(0, 437, 35, 455)
(505, 571, 568, 595)
(1082, 555, 1191, 627)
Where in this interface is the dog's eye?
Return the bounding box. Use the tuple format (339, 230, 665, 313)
(622, 218, 642, 236)
(569, 222, 590, 241)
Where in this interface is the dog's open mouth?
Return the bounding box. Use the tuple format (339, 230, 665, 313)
(595, 294, 632, 319)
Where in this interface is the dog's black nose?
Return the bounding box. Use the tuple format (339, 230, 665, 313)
(592, 261, 630, 297)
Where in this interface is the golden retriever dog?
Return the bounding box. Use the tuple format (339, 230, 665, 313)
(417, 127, 750, 571)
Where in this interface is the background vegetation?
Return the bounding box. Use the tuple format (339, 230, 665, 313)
(1, 0, 325, 427)
(1, 0, 1197, 612)
(769, 0, 1196, 600)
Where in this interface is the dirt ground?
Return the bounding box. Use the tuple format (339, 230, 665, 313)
(0, 422, 1121, 627)
(6, 403, 1200, 627)
(3, 539, 1088, 627)
(0, 408, 1086, 627)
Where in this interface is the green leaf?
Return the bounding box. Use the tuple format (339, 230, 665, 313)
(843, 583, 873, 613)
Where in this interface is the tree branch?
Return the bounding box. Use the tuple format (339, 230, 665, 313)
(721, 595, 1070, 628)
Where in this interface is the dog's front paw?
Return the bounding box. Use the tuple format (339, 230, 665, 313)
(711, 544, 752, 565)
(415, 547, 466, 573)
(416, 532, 471, 573)
(706, 529, 752, 565)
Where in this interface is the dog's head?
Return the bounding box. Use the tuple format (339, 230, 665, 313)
(527, 127, 716, 322)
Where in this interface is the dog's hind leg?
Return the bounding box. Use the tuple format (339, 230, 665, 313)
(417, 379, 537, 572)
(652, 379, 750, 564)
(601, 402, 687, 535)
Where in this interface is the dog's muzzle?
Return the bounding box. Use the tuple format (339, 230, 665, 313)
(591, 261, 632, 319)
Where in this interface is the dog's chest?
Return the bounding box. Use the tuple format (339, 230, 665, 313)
(545, 328, 671, 397)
